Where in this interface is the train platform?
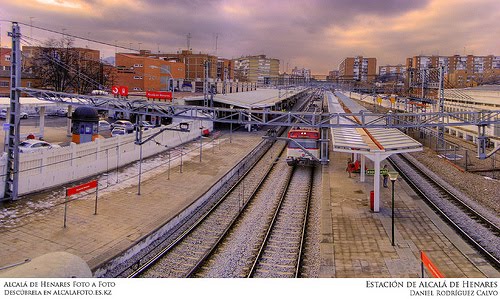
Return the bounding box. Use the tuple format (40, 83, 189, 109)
(0, 131, 264, 275)
(320, 150, 500, 278)
(1, 129, 498, 278)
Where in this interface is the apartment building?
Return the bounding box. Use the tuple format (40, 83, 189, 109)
(378, 64, 405, 81)
(339, 56, 377, 82)
(291, 67, 311, 82)
(216, 58, 235, 81)
(406, 54, 500, 88)
(233, 55, 279, 85)
(115, 53, 185, 92)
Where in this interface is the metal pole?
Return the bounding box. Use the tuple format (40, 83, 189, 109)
(230, 122, 232, 144)
(138, 144, 143, 195)
(199, 127, 203, 162)
(94, 182, 99, 215)
(391, 180, 395, 246)
(116, 146, 119, 184)
(167, 150, 171, 180)
(63, 196, 68, 228)
(180, 148, 183, 173)
(106, 149, 109, 186)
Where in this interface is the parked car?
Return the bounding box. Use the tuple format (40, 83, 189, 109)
(0, 110, 28, 119)
(111, 127, 127, 137)
(139, 121, 155, 130)
(18, 139, 61, 153)
(111, 120, 134, 133)
(98, 120, 111, 131)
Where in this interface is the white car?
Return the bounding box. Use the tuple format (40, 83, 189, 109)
(98, 120, 111, 131)
(18, 139, 61, 153)
(111, 120, 134, 133)
(0, 110, 28, 119)
(111, 127, 127, 137)
(139, 121, 155, 130)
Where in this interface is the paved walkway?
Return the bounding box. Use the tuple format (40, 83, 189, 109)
(320, 150, 499, 278)
(0, 131, 263, 273)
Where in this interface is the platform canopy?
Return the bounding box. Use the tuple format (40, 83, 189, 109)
(328, 91, 422, 155)
(328, 91, 423, 213)
(185, 88, 306, 109)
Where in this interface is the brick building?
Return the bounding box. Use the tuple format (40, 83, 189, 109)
(115, 53, 185, 92)
(339, 56, 377, 82)
(0, 47, 40, 96)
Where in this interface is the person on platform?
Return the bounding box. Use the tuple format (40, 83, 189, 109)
(383, 164, 389, 188)
(346, 159, 354, 178)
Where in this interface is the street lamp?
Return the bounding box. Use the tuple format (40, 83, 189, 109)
(150, 65, 175, 100)
(229, 105, 234, 144)
(388, 171, 399, 246)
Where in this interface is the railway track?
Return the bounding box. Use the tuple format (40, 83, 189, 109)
(247, 166, 313, 278)
(389, 153, 500, 269)
(190, 164, 315, 278)
(129, 138, 287, 278)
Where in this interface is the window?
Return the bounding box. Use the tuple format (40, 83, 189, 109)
(0, 81, 9, 87)
(5, 55, 10, 62)
(133, 64, 143, 68)
(133, 76, 143, 80)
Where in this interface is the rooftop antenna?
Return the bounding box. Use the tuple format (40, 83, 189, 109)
(215, 33, 218, 56)
(187, 33, 191, 50)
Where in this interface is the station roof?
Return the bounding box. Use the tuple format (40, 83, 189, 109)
(184, 88, 306, 109)
(328, 91, 422, 154)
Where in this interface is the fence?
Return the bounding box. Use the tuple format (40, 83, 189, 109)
(0, 119, 212, 198)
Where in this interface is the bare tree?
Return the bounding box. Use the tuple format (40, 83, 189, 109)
(28, 36, 114, 94)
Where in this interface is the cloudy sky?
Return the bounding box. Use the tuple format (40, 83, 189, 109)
(1, 0, 499, 74)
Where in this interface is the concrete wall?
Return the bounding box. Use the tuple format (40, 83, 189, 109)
(0, 119, 213, 197)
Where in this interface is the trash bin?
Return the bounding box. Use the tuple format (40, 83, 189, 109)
(370, 191, 374, 211)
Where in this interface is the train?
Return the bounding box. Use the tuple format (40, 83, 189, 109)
(285, 91, 323, 166)
(286, 127, 321, 166)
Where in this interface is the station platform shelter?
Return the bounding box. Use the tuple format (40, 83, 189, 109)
(184, 87, 308, 110)
(327, 91, 422, 212)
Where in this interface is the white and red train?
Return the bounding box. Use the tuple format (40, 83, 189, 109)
(285, 127, 321, 166)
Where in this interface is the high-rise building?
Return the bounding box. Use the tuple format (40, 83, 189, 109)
(339, 56, 377, 82)
(233, 55, 279, 85)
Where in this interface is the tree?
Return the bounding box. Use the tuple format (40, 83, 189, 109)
(28, 36, 115, 94)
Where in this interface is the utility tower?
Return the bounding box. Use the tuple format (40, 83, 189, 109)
(5, 22, 21, 201)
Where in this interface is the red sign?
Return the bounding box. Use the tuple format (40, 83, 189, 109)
(111, 86, 119, 95)
(421, 251, 445, 278)
(146, 91, 172, 101)
(66, 180, 98, 197)
(119, 86, 129, 97)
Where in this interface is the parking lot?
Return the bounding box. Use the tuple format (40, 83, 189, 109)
(1, 115, 114, 150)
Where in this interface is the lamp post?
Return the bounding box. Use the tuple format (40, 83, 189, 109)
(388, 171, 399, 246)
(229, 105, 234, 144)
